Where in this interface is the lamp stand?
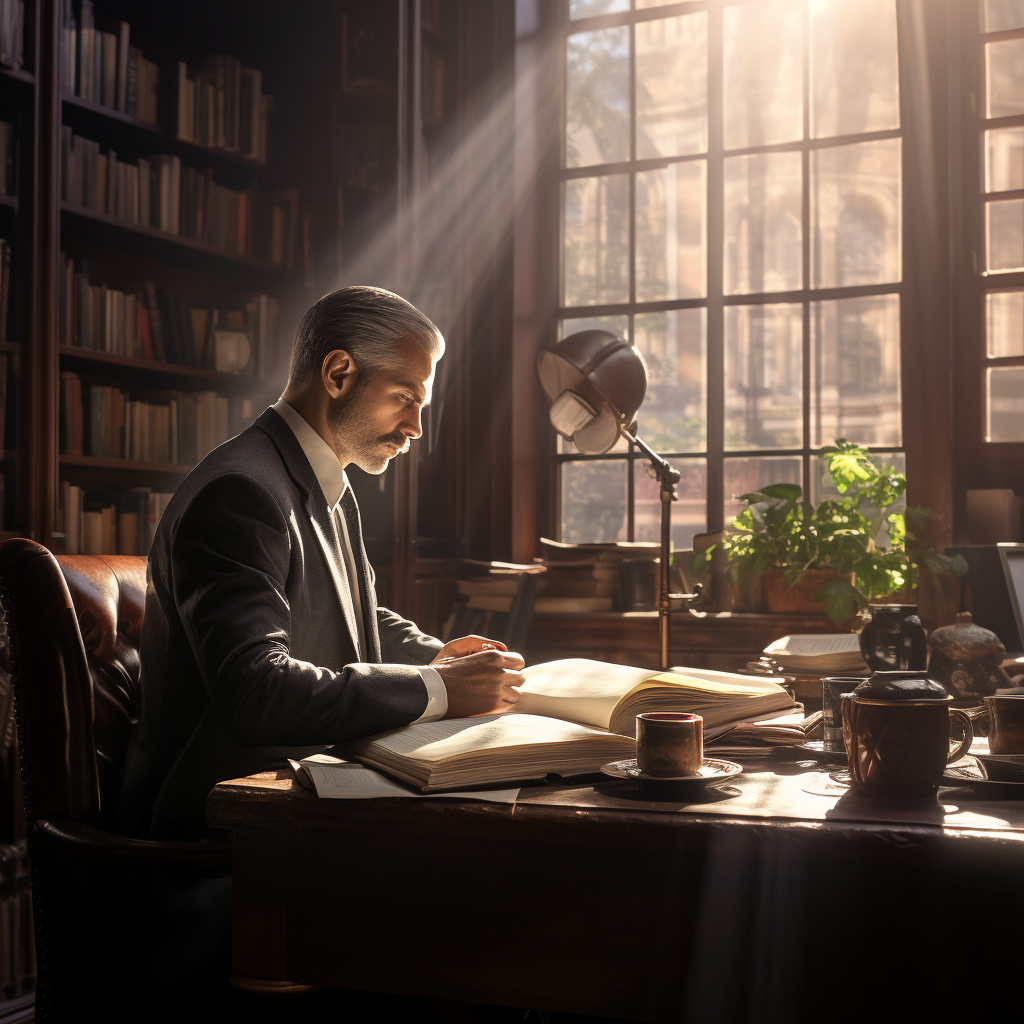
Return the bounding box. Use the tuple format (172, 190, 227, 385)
(623, 431, 702, 670)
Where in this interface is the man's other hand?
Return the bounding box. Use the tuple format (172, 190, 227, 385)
(432, 648, 526, 719)
(431, 634, 507, 661)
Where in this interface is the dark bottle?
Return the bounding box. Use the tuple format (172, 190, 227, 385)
(859, 604, 928, 671)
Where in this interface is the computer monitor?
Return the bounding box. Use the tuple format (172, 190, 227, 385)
(946, 544, 1024, 654)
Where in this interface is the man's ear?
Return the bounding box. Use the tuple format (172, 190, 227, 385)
(322, 349, 358, 400)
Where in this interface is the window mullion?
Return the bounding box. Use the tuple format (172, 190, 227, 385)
(706, 0, 725, 534)
(802, 0, 813, 494)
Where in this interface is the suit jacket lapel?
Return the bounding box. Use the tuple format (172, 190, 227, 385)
(255, 407, 365, 660)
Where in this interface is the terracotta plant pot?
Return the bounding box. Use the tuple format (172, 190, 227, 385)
(761, 568, 852, 614)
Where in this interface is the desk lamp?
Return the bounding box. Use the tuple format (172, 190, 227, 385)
(537, 330, 701, 670)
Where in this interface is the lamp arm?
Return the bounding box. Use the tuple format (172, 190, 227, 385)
(621, 428, 701, 670)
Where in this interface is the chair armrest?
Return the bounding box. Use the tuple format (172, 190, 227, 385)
(32, 818, 232, 875)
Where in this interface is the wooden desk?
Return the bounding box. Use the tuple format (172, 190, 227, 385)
(208, 759, 1023, 1023)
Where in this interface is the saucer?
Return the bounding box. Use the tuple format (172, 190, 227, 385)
(791, 740, 849, 764)
(601, 757, 742, 799)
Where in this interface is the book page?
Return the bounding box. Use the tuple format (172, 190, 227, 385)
(763, 634, 861, 658)
(352, 713, 618, 764)
(515, 659, 660, 729)
(670, 665, 793, 693)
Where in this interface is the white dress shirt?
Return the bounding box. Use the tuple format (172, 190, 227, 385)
(271, 399, 447, 722)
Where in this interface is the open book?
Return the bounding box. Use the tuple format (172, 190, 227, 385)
(335, 658, 795, 792)
(763, 633, 866, 673)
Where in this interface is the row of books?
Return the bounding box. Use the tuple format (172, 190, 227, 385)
(176, 57, 270, 163)
(59, 483, 173, 555)
(0, 239, 10, 346)
(60, 372, 255, 465)
(0, 0, 24, 71)
(58, 256, 280, 375)
(0, 842, 33, 1000)
(0, 121, 12, 196)
(60, 2, 159, 124)
(60, 129, 300, 266)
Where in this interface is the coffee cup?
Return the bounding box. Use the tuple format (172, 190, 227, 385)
(842, 690, 973, 799)
(636, 712, 702, 778)
(985, 695, 1024, 754)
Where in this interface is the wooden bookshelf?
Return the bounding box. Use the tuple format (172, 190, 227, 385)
(59, 454, 193, 475)
(60, 203, 285, 280)
(0, 195, 16, 211)
(58, 344, 259, 389)
(61, 93, 271, 179)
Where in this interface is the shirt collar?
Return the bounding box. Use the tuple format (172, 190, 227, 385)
(271, 399, 349, 510)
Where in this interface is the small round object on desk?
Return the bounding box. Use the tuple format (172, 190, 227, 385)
(601, 757, 741, 799)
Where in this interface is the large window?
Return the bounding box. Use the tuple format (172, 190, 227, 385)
(558, 0, 904, 545)
(983, 0, 1024, 441)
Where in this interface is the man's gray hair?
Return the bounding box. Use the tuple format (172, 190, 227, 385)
(287, 285, 444, 387)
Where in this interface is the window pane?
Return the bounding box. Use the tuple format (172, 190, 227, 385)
(987, 291, 1024, 357)
(724, 1, 804, 150)
(559, 315, 629, 340)
(634, 309, 706, 452)
(635, 458, 707, 550)
(635, 161, 707, 301)
(563, 175, 630, 306)
(811, 0, 899, 139)
(988, 39, 1024, 119)
(566, 27, 630, 168)
(725, 303, 803, 450)
(987, 198, 1024, 273)
(569, 0, 629, 18)
(988, 367, 1024, 441)
(561, 460, 628, 543)
(724, 151, 802, 295)
(636, 0, 681, 8)
(987, 127, 1024, 193)
(636, 13, 707, 159)
(724, 457, 802, 524)
(812, 138, 901, 288)
(987, 1, 1024, 31)
(812, 294, 901, 447)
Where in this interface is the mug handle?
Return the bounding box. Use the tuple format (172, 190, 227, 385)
(947, 708, 974, 764)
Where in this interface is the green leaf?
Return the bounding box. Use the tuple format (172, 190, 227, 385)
(951, 553, 969, 575)
(816, 580, 869, 627)
(758, 483, 803, 502)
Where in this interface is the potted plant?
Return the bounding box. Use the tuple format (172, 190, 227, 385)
(696, 441, 959, 626)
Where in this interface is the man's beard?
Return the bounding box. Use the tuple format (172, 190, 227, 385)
(326, 383, 409, 474)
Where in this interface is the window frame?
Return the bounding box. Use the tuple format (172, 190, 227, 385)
(554, 0, 909, 545)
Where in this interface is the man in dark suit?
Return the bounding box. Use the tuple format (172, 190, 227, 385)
(121, 286, 524, 841)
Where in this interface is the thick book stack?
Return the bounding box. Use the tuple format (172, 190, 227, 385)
(61, 2, 160, 124)
(59, 482, 174, 555)
(0, 0, 24, 71)
(60, 129, 299, 267)
(534, 538, 661, 613)
(58, 258, 279, 375)
(0, 121, 12, 196)
(60, 371, 254, 464)
(176, 57, 271, 164)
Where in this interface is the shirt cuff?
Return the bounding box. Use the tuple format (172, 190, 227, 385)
(413, 666, 448, 722)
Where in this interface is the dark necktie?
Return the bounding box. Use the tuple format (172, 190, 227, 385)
(339, 488, 381, 663)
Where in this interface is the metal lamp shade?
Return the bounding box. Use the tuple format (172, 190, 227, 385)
(537, 331, 648, 454)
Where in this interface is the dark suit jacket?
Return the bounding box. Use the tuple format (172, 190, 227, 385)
(119, 408, 443, 840)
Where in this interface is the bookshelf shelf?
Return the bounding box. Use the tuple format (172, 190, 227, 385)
(61, 94, 272, 181)
(0, 195, 16, 211)
(0, 341, 20, 354)
(60, 203, 286, 280)
(0, 68, 33, 87)
(58, 345, 259, 390)
(59, 454, 193, 475)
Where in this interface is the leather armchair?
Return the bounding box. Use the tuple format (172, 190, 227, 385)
(0, 539, 232, 1022)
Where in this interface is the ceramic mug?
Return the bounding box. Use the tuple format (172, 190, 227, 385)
(841, 694, 973, 799)
(636, 712, 703, 778)
(986, 695, 1024, 754)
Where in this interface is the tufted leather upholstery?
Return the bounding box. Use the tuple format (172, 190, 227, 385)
(0, 538, 232, 1022)
(56, 554, 146, 827)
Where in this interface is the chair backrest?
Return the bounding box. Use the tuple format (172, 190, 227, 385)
(0, 539, 146, 830)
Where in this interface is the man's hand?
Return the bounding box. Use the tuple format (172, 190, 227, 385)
(431, 647, 526, 719)
(431, 634, 507, 661)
